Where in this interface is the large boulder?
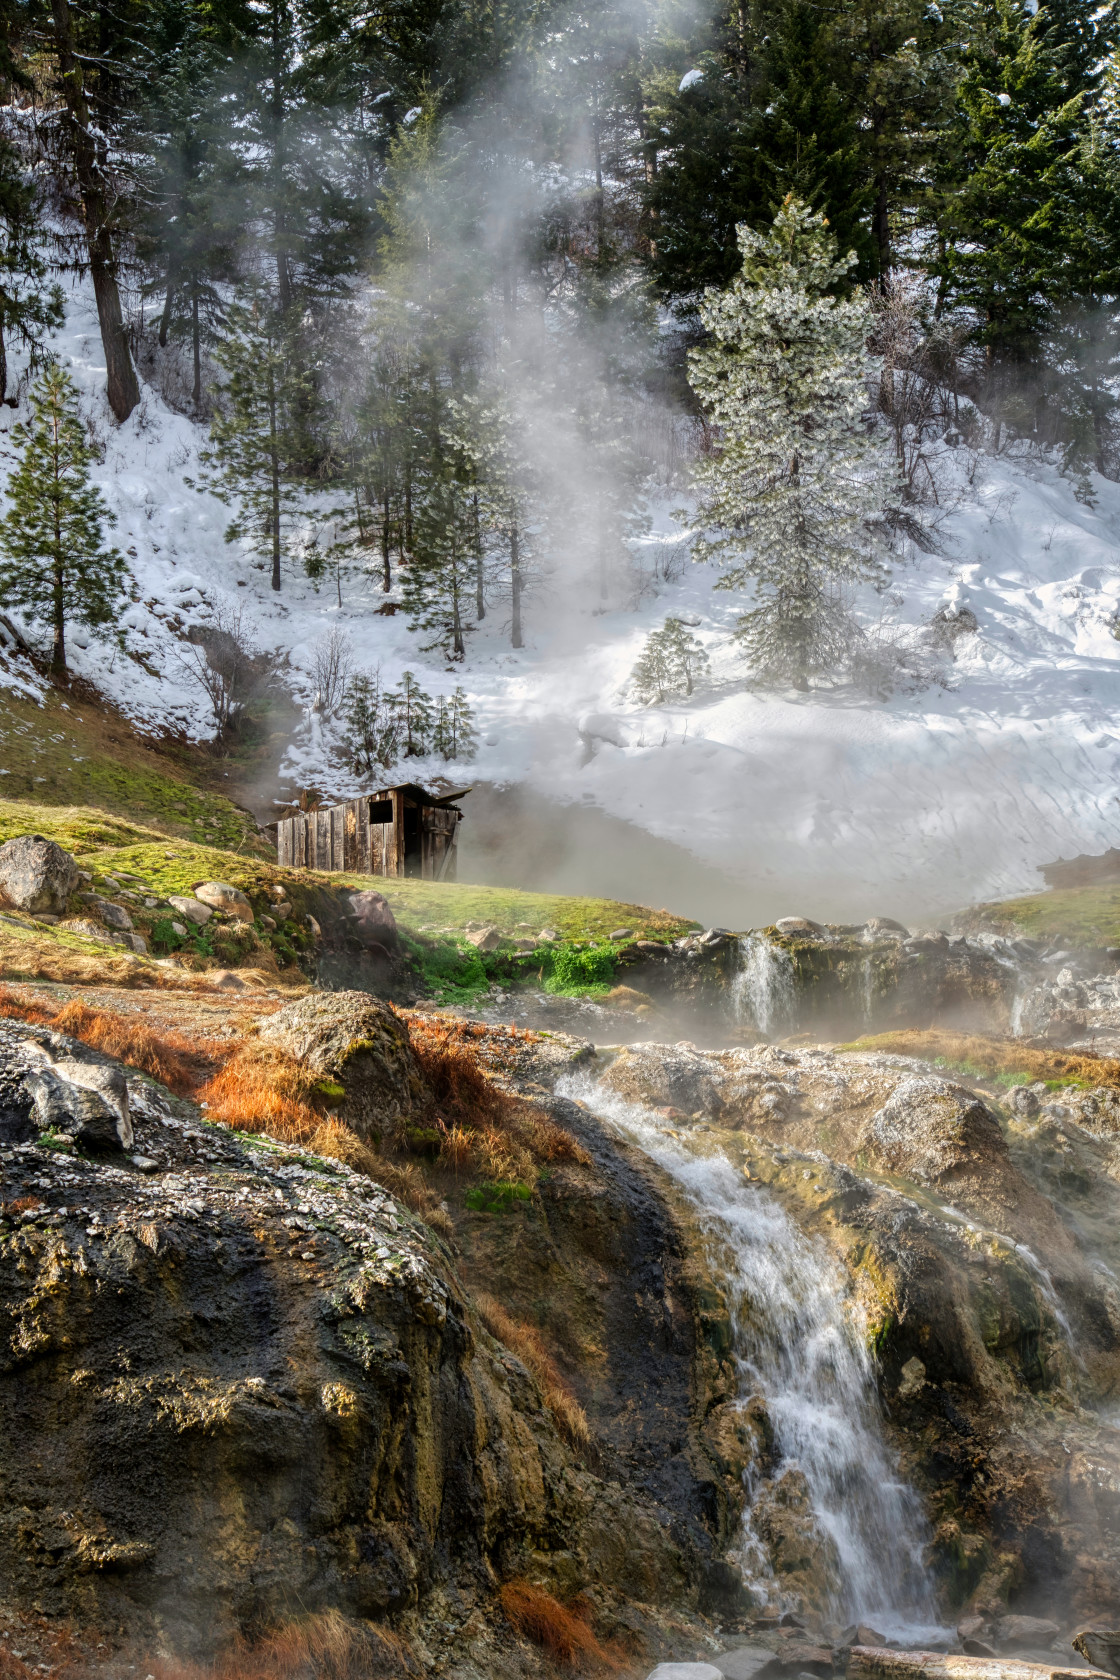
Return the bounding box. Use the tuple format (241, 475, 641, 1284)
(256, 991, 428, 1143)
(346, 889, 398, 948)
(168, 896, 213, 926)
(867, 1075, 1005, 1185)
(0, 835, 79, 914)
(193, 881, 254, 921)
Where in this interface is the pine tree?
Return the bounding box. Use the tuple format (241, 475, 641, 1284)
(936, 0, 1118, 401)
(341, 666, 400, 774)
(0, 137, 64, 406)
(401, 471, 477, 659)
(631, 616, 710, 703)
(0, 365, 128, 681)
(432, 686, 478, 760)
(195, 293, 313, 590)
(391, 669, 434, 756)
(688, 196, 895, 689)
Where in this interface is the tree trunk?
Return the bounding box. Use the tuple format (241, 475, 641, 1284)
(50, 0, 140, 423)
(158, 269, 175, 348)
(474, 492, 484, 619)
(51, 559, 67, 682)
(0, 320, 8, 404)
(510, 521, 522, 648)
(268, 363, 281, 591)
(381, 486, 391, 591)
(191, 288, 202, 410)
(872, 175, 890, 277)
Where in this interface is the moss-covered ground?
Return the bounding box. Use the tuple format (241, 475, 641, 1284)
(0, 797, 696, 994)
(841, 1027, 1120, 1089)
(957, 883, 1120, 947)
(0, 690, 263, 849)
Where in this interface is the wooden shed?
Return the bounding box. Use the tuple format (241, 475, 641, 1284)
(276, 784, 468, 879)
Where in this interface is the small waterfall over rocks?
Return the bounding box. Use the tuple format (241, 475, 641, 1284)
(559, 1070, 942, 1637)
(732, 933, 797, 1037)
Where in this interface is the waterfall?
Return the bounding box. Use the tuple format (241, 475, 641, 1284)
(732, 934, 797, 1038)
(561, 1072, 941, 1637)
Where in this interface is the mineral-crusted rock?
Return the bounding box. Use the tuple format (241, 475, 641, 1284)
(848, 1650, 1102, 1680)
(257, 991, 428, 1141)
(869, 1076, 1004, 1184)
(168, 896, 213, 926)
(193, 881, 254, 921)
(0, 835, 79, 914)
(0, 1017, 692, 1659)
(466, 925, 502, 951)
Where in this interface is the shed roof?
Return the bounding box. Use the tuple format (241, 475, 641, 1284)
(374, 783, 471, 809)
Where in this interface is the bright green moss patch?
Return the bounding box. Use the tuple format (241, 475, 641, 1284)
(958, 883, 1120, 947)
(0, 691, 261, 849)
(464, 1181, 533, 1213)
(339, 876, 696, 944)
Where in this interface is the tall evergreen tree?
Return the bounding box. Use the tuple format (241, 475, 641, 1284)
(195, 295, 314, 590)
(688, 197, 895, 688)
(0, 365, 128, 680)
(0, 137, 63, 405)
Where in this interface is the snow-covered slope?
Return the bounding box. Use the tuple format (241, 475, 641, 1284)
(4, 277, 1120, 927)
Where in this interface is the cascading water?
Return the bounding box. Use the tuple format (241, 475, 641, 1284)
(732, 934, 797, 1037)
(560, 1071, 941, 1637)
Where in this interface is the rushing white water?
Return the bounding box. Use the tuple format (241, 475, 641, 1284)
(732, 934, 797, 1037)
(561, 1071, 942, 1637)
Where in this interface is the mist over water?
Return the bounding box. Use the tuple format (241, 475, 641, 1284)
(560, 1071, 943, 1636)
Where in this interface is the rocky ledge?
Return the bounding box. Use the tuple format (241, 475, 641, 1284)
(0, 1015, 705, 1672)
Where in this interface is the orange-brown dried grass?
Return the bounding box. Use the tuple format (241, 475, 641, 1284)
(498, 1580, 619, 1669)
(845, 1027, 1120, 1089)
(410, 1015, 591, 1179)
(152, 1609, 419, 1680)
(0, 986, 226, 1092)
(475, 1291, 590, 1448)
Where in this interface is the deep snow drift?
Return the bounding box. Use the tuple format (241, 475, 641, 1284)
(3, 276, 1120, 927)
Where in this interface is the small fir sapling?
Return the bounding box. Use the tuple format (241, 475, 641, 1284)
(631, 617, 711, 703)
(0, 364, 128, 682)
(688, 196, 897, 690)
(341, 667, 401, 774)
(432, 686, 478, 760)
(394, 669, 435, 756)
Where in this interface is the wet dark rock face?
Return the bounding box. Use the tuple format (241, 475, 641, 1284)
(0, 1019, 701, 1662)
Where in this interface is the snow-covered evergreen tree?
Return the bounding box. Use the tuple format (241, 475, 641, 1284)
(631, 616, 710, 703)
(0, 365, 127, 682)
(688, 196, 895, 690)
(341, 667, 400, 775)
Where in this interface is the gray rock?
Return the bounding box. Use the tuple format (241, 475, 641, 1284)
(194, 881, 254, 921)
(96, 900, 134, 931)
(775, 917, 824, 935)
(24, 1063, 133, 1150)
(718, 1647, 776, 1680)
(645, 1668, 725, 1680)
(59, 918, 117, 945)
(1008, 1084, 1040, 1118)
(466, 925, 502, 951)
(610, 927, 634, 940)
(864, 916, 910, 935)
(993, 1615, 1060, 1651)
(168, 896, 213, 926)
(119, 933, 148, 955)
(347, 889, 398, 946)
(0, 835, 79, 914)
(869, 1075, 1004, 1184)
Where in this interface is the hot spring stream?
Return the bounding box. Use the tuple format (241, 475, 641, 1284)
(558, 1068, 945, 1641)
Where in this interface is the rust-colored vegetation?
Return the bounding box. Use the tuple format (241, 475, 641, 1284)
(474, 1291, 590, 1447)
(844, 1027, 1120, 1089)
(498, 1580, 621, 1669)
(0, 987, 226, 1091)
(152, 1609, 419, 1680)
